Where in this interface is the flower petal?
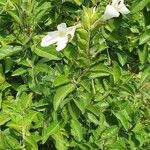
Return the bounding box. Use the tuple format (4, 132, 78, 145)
(56, 36, 68, 51)
(102, 5, 120, 21)
(67, 26, 76, 41)
(41, 31, 58, 47)
(57, 23, 67, 31)
(118, 4, 130, 14)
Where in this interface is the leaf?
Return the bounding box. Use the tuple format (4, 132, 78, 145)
(0, 46, 22, 60)
(89, 72, 110, 79)
(4, 57, 13, 73)
(20, 93, 33, 110)
(7, 10, 22, 26)
(68, 102, 80, 120)
(71, 119, 83, 142)
(7, 111, 37, 131)
(138, 45, 148, 64)
(131, 0, 150, 13)
(108, 139, 127, 150)
(89, 63, 111, 79)
(114, 111, 130, 131)
(5, 135, 22, 149)
(34, 46, 61, 61)
(33, 2, 51, 29)
(87, 113, 99, 125)
(101, 126, 118, 138)
(74, 98, 85, 114)
(53, 75, 70, 87)
(63, 2, 79, 12)
(25, 132, 41, 150)
(139, 28, 150, 45)
(12, 67, 27, 76)
(73, 0, 84, 6)
(53, 83, 75, 110)
(82, 7, 90, 30)
(117, 52, 127, 66)
(90, 64, 111, 73)
(0, 113, 11, 126)
(112, 61, 121, 83)
(52, 132, 68, 150)
(42, 121, 60, 143)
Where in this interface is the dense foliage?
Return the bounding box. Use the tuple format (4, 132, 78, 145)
(0, 0, 150, 149)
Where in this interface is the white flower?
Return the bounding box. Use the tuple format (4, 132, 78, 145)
(41, 23, 77, 51)
(102, 0, 130, 21)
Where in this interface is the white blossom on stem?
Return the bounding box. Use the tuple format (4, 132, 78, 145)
(102, 0, 130, 21)
(41, 23, 78, 51)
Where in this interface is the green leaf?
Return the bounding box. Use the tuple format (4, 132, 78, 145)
(52, 132, 68, 150)
(53, 75, 70, 87)
(117, 52, 127, 66)
(90, 64, 111, 73)
(71, 119, 83, 141)
(114, 111, 130, 131)
(7, 10, 22, 26)
(139, 28, 150, 45)
(42, 121, 60, 143)
(34, 46, 61, 61)
(0, 46, 22, 60)
(25, 131, 41, 150)
(112, 61, 121, 83)
(19, 93, 33, 110)
(131, 0, 150, 13)
(25, 135, 38, 150)
(73, 0, 84, 6)
(12, 67, 27, 76)
(74, 98, 85, 114)
(87, 113, 99, 125)
(101, 126, 118, 138)
(138, 45, 148, 64)
(4, 57, 13, 73)
(53, 83, 75, 110)
(5, 135, 22, 149)
(0, 113, 11, 126)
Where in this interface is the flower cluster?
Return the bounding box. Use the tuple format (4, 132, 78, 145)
(41, 0, 130, 51)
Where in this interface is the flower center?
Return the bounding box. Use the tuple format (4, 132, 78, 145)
(59, 31, 66, 37)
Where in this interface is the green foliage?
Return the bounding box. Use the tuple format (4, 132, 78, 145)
(0, 0, 150, 149)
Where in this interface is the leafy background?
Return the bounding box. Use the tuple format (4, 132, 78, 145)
(0, 0, 150, 149)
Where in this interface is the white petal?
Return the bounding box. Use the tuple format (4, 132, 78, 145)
(118, 4, 130, 14)
(57, 23, 67, 31)
(102, 5, 120, 21)
(56, 36, 68, 51)
(67, 26, 76, 41)
(41, 31, 59, 47)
